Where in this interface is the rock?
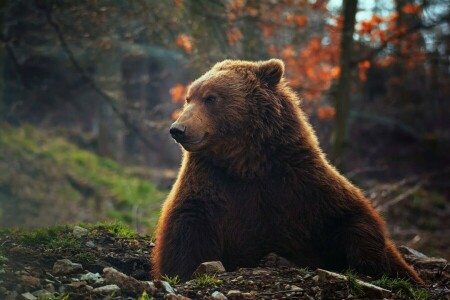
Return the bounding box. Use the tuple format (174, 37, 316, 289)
(161, 280, 175, 294)
(251, 269, 270, 276)
(52, 259, 83, 275)
(80, 272, 103, 283)
(44, 283, 55, 293)
(19, 275, 40, 289)
(85, 241, 96, 248)
(103, 267, 156, 295)
(163, 294, 190, 300)
(226, 290, 243, 300)
(259, 253, 295, 268)
(31, 290, 54, 298)
(291, 285, 303, 291)
(92, 284, 120, 294)
(399, 246, 426, 257)
(316, 269, 391, 298)
(241, 292, 256, 299)
(72, 226, 89, 238)
(68, 281, 87, 288)
(211, 291, 227, 299)
(193, 261, 225, 277)
(21, 292, 37, 300)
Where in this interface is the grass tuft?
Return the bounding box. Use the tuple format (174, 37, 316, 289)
(344, 270, 364, 296)
(373, 275, 429, 300)
(18, 225, 81, 250)
(161, 274, 181, 286)
(192, 274, 223, 287)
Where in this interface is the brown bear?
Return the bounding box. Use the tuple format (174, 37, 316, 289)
(152, 59, 423, 284)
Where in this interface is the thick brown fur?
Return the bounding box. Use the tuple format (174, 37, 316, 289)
(152, 59, 423, 284)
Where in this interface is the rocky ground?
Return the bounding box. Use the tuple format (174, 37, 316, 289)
(0, 224, 448, 300)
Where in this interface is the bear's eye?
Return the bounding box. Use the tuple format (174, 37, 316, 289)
(204, 95, 217, 105)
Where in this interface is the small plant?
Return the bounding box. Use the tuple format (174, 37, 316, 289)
(344, 270, 364, 296)
(75, 252, 97, 264)
(161, 274, 181, 285)
(88, 222, 137, 238)
(18, 226, 81, 251)
(139, 291, 154, 300)
(373, 275, 429, 300)
(192, 274, 223, 287)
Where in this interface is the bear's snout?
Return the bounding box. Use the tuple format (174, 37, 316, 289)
(169, 122, 186, 141)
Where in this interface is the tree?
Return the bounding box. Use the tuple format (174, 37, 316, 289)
(330, 0, 358, 168)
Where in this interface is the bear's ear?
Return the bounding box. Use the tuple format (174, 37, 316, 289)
(256, 59, 284, 88)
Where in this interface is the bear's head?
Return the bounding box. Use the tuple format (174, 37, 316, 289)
(170, 59, 291, 156)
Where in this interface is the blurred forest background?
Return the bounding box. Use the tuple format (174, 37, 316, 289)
(0, 0, 449, 259)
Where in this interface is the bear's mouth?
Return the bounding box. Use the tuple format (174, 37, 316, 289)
(180, 133, 207, 145)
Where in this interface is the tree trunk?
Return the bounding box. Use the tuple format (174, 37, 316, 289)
(330, 0, 358, 168)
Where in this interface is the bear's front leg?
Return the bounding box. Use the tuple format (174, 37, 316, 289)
(152, 199, 221, 281)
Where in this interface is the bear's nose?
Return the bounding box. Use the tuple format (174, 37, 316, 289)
(170, 122, 186, 141)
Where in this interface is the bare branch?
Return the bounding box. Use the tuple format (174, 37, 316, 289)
(353, 12, 450, 65)
(35, 0, 161, 151)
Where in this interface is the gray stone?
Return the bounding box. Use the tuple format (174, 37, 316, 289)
(44, 283, 55, 292)
(21, 292, 37, 300)
(211, 291, 227, 299)
(193, 261, 226, 277)
(226, 290, 242, 300)
(291, 285, 303, 291)
(52, 259, 83, 275)
(85, 241, 96, 248)
(31, 290, 54, 298)
(92, 284, 120, 294)
(161, 280, 175, 294)
(80, 272, 103, 283)
(398, 246, 426, 257)
(19, 275, 40, 289)
(103, 267, 156, 295)
(72, 226, 89, 238)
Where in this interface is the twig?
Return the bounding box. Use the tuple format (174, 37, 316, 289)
(373, 167, 450, 210)
(345, 167, 387, 180)
(0, 34, 31, 89)
(378, 182, 424, 212)
(35, 1, 160, 151)
(353, 12, 450, 65)
(259, 289, 304, 296)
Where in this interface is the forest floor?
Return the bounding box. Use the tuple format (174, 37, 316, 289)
(0, 223, 448, 300)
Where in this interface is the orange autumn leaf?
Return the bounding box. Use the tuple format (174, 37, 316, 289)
(175, 0, 182, 7)
(227, 27, 243, 45)
(402, 3, 421, 14)
(359, 60, 371, 69)
(286, 13, 295, 23)
(331, 66, 340, 79)
(317, 105, 336, 119)
(262, 25, 276, 37)
(295, 15, 308, 27)
(247, 7, 259, 17)
(170, 83, 187, 103)
(176, 34, 193, 53)
(229, 0, 244, 11)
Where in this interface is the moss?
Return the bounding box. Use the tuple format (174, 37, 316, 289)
(18, 225, 81, 250)
(343, 270, 364, 296)
(373, 275, 429, 300)
(192, 274, 223, 287)
(0, 124, 167, 232)
(139, 291, 154, 300)
(84, 222, 137, 238)
(74, 252, 97, 264)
